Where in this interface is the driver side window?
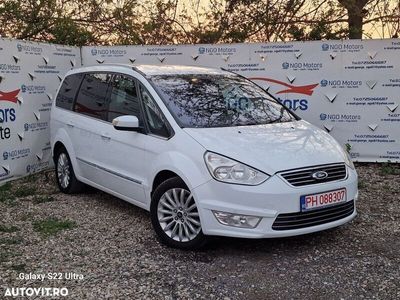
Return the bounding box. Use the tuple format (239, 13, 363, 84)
(107, 75, 142, 124)
(139, 84, 170, 138)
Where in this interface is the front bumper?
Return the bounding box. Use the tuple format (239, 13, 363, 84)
(193, 167, 358, 238)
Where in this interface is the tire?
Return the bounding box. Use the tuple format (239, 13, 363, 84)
(150, 177, 207, 250)
(54, 147, 85, 194)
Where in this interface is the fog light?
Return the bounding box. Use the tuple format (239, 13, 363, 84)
(213, 211, 262, 228)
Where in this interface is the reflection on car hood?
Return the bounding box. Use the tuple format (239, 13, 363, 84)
(183, 120, 346, 175)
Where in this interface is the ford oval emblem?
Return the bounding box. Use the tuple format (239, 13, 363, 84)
(312, 171, 328, 180)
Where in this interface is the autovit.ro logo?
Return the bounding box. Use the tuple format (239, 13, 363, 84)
(4, 287, 68, 297)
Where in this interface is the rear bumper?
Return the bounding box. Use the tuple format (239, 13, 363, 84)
(192, 167, 358, 238)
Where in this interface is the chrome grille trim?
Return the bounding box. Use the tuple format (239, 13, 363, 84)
(272, 200, 355, 230)
(279, 163, 347, 187)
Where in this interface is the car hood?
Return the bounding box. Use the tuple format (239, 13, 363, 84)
(183, 120, 347, 175)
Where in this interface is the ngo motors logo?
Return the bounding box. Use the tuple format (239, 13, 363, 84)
(26, 161, 49, 174)
(21, 84, 46, 94)
(282, 62, 290, 69)
(91, 48, 98, 56)
(320, 79, 362, 88)
(17, 43, 23, 52)
(322, 43, 330, 51)
(24, 122, 49, 132)
(3, 148, 31, 161)
(320, 113, 361, 122)
(198, 47, 206, 54)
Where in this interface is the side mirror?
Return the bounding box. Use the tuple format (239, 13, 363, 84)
(112, 115, 140, 131)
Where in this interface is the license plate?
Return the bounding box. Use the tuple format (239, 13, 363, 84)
(300, 188, 347, 211)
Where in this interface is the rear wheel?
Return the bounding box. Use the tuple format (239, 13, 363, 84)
(54, 147, 85, 194)
(151, 177, 207, 249)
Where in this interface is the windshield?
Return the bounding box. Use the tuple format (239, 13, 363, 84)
(150, 74, 297, 128)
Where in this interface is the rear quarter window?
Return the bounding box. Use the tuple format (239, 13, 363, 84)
(55, 73, 84, 110)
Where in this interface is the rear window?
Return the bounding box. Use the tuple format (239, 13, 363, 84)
(55, 73, 83, 110)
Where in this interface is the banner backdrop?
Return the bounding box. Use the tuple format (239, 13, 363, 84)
(1, 39, 399, 184)
(0, 39, 80, 183)
(82, 39, 400, 163)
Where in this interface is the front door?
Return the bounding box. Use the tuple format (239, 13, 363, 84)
(95, 74, 147, 204)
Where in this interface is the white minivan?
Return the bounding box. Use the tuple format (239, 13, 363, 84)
(50, 64, 358, 249)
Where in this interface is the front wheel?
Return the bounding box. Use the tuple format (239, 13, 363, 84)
(150, 177, 207, 250)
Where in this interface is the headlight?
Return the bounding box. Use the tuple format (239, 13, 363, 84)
(343, 151, 355, 170)
(204, 152, 270, 185)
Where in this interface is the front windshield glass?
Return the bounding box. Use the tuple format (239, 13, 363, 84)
(150, 74, 297, 128)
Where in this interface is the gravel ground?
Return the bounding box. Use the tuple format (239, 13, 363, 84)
(0, 163, 399, 299)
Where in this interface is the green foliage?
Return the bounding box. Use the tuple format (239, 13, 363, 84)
(0, 225, 19, 233)
(33, 218, 76, 236)
(33, 195, 55, 204)
(381, 162, 400, 176)
(50, 18, 95, 46)
(358, 180, 367, 189)
(11, 264, 26, 272)
(14, 186, 37, 198)
(0, 182, 12, 192)
(345, 143, 352, 153)
(0, 237, 23, 245)
(0, 182, 15, 204)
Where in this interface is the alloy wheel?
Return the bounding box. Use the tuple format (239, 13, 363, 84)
(157, 188, 201, 242)
(57, 153, 71, 189)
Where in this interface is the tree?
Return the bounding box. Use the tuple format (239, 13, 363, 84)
(337, 0, 369, 39)
(0, 0, 399, 45)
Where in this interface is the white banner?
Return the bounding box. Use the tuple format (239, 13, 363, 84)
(82, 40, 400, 163)
(1, 39, 399, 184)
(0, 39, 80, 183)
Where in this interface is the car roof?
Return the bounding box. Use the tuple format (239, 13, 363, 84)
(67, 64, 229, 77)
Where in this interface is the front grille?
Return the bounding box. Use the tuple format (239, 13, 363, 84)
(280, 163, 347, 187)
(272, 200, 354, 231)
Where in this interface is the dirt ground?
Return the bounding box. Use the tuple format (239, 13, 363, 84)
(0, 163, 399, 299)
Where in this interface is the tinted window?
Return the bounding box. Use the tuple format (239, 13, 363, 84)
(107, 75, 142, 124)
(150, 74, 296, 128)
(75, 73, 111, 120)
(140, 84, 169, 137)
(55, 73, 83, 110)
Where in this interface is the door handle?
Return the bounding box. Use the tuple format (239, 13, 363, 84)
(101, 133, 111, 141)
(67, 121, 74, 128)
